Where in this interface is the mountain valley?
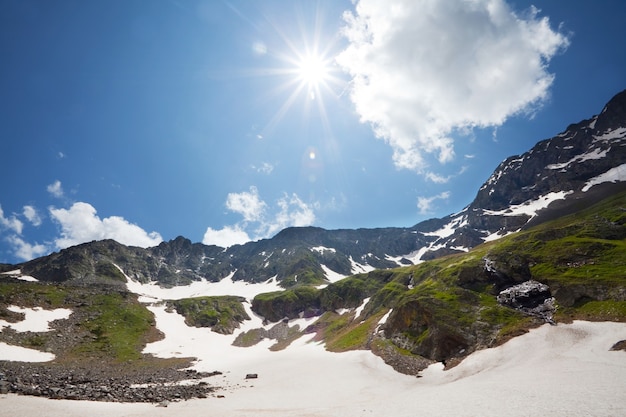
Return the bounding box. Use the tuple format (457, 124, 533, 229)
(1, 89, 625, 403)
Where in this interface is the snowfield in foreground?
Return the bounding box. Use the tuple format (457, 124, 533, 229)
(2, 272, 625, 416)
(1, 320, 625, 417)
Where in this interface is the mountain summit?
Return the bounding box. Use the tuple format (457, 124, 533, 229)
(11, 90, 626, 288)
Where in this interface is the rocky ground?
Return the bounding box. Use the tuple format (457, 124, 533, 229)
(0, 360, 222, 404)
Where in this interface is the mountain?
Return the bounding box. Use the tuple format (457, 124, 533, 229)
(1, 89, 625, 402)
(7, 90, 626, 288)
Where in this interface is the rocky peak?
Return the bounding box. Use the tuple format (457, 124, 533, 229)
(594, 89, 626, 133)
(8, 89, 626, 287)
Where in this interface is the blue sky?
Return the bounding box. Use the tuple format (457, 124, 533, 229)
(1, 0, 625, 263)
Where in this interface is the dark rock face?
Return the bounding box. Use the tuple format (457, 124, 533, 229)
(497, 280, 551, 309)
(497, 280, 556, 323)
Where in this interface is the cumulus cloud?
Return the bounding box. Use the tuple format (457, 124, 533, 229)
(47, 180, 64, 198)
(5, 235, 49, 261)
(225, 186, 267, 222)
(202, 188, 316, 248)
(0, 205, 23, 235)
(262, 193, 316, 238)
(202, 225, 251, 248)
(337, 0, 570, 173)
(49, 202, 163, 249)
(23, 206, 42, 227)
(417, 191, 451, 215)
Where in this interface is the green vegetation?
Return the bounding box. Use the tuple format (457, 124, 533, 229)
(559, 300, 626, 322)
(252, 286, 321, 322)
(76, 292, 156, 362)
(1, 191, 623, 370)
(95, 261, 127, 282)
(169, 296, 249, 334)
(0, 281, 69, 308)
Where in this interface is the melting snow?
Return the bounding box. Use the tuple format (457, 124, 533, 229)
(349, 256, 375, 274)
(353, 297, 370, 321)
(377, 309, 392, 326)
(546, 147, 610, 170)
(483, 229, 518, 242)
(0, 306, 72, 333)
(423, 216, 467, 239)
(593, 126, 626, 141)
(0, 306, 72, 362)
(0, 342, 56, 362)
(401, 246, 430, 265)
(0, 269, 39, 282)
(310, 246, 336, 254)
(483, 191, 572, 218)
(582, 163, 626, 192)
(124, 269, 282, 302)
(320, 264, 346, 285)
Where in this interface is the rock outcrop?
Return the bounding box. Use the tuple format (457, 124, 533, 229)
(497, 280, 556, 323)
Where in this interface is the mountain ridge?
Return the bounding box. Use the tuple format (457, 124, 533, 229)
(7, 90, 625, 287)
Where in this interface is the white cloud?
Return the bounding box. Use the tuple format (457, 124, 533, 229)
(49, 202, 163, 249)
(253, 162, 274, 175)
(0, 205, 23, 235)
(202, 188, 316, 248)
(23, 206, 42, 227)
(202, 225, 251, 248)
(5, 235, 49, 261)
(417, 191, 450, 215)
(337, 0, 569, 173)
(425, 172, 452, 184)
(47, 180, 64, 198)
(225, 186, 267, 222)
(261, 193, 316, 238)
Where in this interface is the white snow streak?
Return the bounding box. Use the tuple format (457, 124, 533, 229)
(582, 163, 626, 192)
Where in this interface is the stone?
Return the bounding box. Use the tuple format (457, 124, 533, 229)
(497, 280, 556, 323)
(610, 340, 626, 351)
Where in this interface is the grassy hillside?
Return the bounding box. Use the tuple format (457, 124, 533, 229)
(1, 191, 623, 373)
(251, 190, 626, 371)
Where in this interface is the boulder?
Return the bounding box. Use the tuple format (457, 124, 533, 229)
(497, 280, 556, 323)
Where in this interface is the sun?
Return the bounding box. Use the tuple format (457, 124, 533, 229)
(296, 53, 330, 89)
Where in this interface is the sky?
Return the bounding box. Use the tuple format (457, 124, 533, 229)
(1, 0, 625, 264)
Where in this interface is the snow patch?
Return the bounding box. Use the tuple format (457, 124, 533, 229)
(483, 229, 518, 242)
(0, 269, 39, 282)
(582, 163, 626, 192)
(423, 215, 467, 239)
(353, 297, 370, 321)
(377, 309, 392, 326)
(0, 342, 56, 362)
(546, 147, 610, 170)
(483, 191, 572, 218)
(401, 246, 429, 265)
(123, 268, 282, 302)
(594, 126, 626, 141)
(0, 306, 72, 333)
(310, 246, 336, 254)
(349, 257, 375, 274)
(320, 264, 346, 284)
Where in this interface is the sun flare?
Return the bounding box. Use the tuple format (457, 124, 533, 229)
(297, 53, 330, 88)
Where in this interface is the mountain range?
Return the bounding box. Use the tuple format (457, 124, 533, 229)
(0, 89, 625, 402)
(8, 90, 626, 288)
